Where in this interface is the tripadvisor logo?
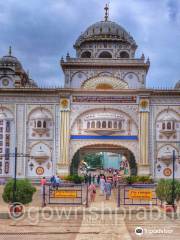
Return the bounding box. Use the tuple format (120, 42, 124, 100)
(135, 227, 144, 236)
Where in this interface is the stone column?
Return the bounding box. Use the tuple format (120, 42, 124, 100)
(57, 98, 70, 176)
(138, 99, 151, 175)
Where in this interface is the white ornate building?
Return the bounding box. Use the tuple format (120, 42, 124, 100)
(0, 11, 179, 180)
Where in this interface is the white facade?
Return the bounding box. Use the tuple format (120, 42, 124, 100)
(0, 15, 179, 179)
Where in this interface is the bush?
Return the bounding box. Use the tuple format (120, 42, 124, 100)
(64, 175, 84, 184)
(3, 179, 36, 204)
(156, 179, 180, 205)
(125, 176, 153, 184)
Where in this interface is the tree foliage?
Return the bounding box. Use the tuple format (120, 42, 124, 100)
(3, 179, 36, 204)
(84, 153, 103, 168)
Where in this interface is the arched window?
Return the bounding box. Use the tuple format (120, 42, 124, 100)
(162, 122, 166, 130)
(99, 51, 112, 58)
(173, 121, 175, 130)
(43, 121, 46, 128)
(81, 51, 91, 58)
(118, 121, 122, 129)
(120, 51, 129, 58)
(91, 121, 95, 128)
(167, 122, 171, 130)
(87, 122, 90, 129)
(102, 121, 106, 128)
(114, 121, 117, 128)
(108, 121, 112, 128)
(37, 121, 42, 128)
(96, 121, 101, 128)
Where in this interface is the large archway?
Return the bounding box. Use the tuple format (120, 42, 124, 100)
(70, 144, 137, 176)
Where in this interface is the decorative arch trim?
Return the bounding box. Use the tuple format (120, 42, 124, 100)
(81, 76, 128, 90)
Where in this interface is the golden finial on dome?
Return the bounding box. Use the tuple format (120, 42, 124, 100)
(104, 4, 109, 21)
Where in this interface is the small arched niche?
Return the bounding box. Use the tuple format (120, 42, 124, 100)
(81, 51, 91, 58)
(120, 51, 129, 58)
(98, 51, 112, 58)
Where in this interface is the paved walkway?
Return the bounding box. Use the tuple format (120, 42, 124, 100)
(1, 185, 180, 239)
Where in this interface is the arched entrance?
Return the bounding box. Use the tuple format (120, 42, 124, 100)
(70, 144, 137, 176)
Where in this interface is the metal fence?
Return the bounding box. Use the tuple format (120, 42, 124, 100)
(43, 183, 88, 206)
(117, 184, 158, 207)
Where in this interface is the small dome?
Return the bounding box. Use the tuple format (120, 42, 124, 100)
(74, 20, 137, 48)
(0, 47, 23, 70)
(163, 114, 175, 121)
(0, 55, 22, 68)
(0, 111, 7, 119)
(31, 111, 50, 120)
(174, 80, 180, 89)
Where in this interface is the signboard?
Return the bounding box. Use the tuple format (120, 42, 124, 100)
(72, 96, 136, 103)
(53, 190, 77, 198)
(128, 189, 152, 200)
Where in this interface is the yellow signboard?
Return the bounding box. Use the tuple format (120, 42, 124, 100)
(128, 189, 152, 200)
(53, 190, 77, 198)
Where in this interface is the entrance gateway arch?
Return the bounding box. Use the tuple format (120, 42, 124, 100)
(70, 143, 137, 175)
(58, 104, 151, 177)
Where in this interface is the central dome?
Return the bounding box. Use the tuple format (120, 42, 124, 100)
(74, 20, 137, 48)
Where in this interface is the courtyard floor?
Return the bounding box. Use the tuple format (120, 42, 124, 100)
(1, 185, 180, 239)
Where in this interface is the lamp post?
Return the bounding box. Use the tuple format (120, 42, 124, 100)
(3, 147, 31, 203)
(172, 150, 176, 211)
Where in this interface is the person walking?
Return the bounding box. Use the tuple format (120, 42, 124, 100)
(50, 175, 56, 188)
(99, 176, 105, 195)
(104, 179, 112, 200)
(97, 174, 100, 185)
(40, 177, 47, 207)
(88, 173, 92, 185)
(88, 183, 96, 202)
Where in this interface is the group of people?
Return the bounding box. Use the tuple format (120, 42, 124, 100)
(88, 174, 114, 202)
(50, 175, 62, 188)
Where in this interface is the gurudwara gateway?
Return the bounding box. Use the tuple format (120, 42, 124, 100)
(0, 11, 179, 180)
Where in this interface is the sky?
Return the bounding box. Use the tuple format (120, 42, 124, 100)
(0, 0, 180, 88)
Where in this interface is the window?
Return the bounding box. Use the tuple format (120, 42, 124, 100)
(102, 121, 106, 128)
(114, 122, 117, 128)
(0, 120, 3, 125)
(162, 122, 166, 130)
(99, 51, 112, 58)
(91, 121, 95, 128)
(5, 148, 9, 160)
(87, 122, 90, 129)
(6, 121, 10, 132)
(37, 121, 42, 128)
(108, 121, 112, 128)
(118, 121, 122, 129)
(0, 127, 3, 132)
(0, 162, 2, 174)
(81, 51, 91, 58)
(120, 51, 129, 58)
(96, 121, 101, 128)
(167, 122, 171, 130)
(43, 121, 46, 128)
(0, 134, 3, 139)
(4, 162, 9, 174)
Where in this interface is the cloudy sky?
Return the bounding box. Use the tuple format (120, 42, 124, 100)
(0, 0, 180, 88)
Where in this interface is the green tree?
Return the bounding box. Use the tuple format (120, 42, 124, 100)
(3, 179, 36, 204)
(84, 153, 103, 168)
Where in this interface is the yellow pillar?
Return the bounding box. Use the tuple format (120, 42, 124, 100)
(57, 98, 70, 176)
(138, 99, 150, 175)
